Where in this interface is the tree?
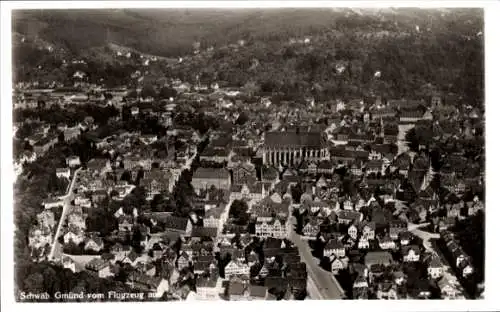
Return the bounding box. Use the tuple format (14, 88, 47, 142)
(47, 171, 67, 194)
(291, 182, 304, 204)
(110, 189, 119, 198)
(151, 193, 165, 212)
(229, 200, 249, 225)
(131, 226, 146, 253)
(104, 92, 113, 100)
(140, 84, 156, 99)
(158, 86, 178, 99)
(126, 90, 138, 100)
(454, 210, 485, 283)
(58, 131, 65, 143)
(86, 209, 117, 237)
(23, 140, 33, 151)
(23, 272, 45, 294)
(235, 112, 249, 125)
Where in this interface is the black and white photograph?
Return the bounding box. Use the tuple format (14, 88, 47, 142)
(1, 1, 498, 310)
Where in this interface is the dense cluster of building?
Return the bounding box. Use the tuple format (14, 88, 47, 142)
(15, 62, 484, 301)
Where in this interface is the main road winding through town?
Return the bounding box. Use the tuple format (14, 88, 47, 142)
(287, 205, 345, 299)
(48, 167, 82, 261)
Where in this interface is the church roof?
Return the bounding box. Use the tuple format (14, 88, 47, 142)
(264, 131, 324, 148)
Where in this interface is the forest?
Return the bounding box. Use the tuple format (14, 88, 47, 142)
(13, 9, 483, 106)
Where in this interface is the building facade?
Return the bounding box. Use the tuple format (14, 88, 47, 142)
(262, 130, 329, 166)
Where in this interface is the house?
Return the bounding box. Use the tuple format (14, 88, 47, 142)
(62, 256, 77, 273)
(228, 281, 248, 301)
(177, 252, 191, 270)
(110, 243, 131, 259)
(255, 217, 287, 238)
(232, 162, 257, 185)
(337, 210, 362, 225)
(399, 231, 413, 246)
(427, 256, 443, 279)
(64, 126, 81, 142)
(350, 161, 364, 176)
(389, 221, 407, 240)
(261, 166, 279, 184)
(63, 227, 85, 245)
(348, 224, 358, 239)
(140, 263, 157, 277)
(84, 235, 104, 252)
(365, 160, 384, 176)
(324, 239, 345, 258)
(402, 245, 421, 262)
(248, 285, 268, 300)
(149, 243, 165, 259)
(117, 215, 134, 233)
(163, 216, 192, 236)
(393, 271, 406, 286)
(131, 106, 139, 116)
(127, 273, 170, 298)
(139, 134, 158, 145)
(353, 276, 369, 289)
(86, 158, 112, 176)
(192, 168, 231, 195)
(191, 227, 218, 242)
(200, 147, 231, 164)
(377, 282, 398, 300)
(66, 156, 81, 168)
(364, 251, 393, 268)
(413, 280, 432, 299)
(204, 205, 223, 228)
(140, 169, 172, 199)
(372, 107, 396, 120)
(352, 285, 369, 299)
(358, 236, 370, 249)
(467, 199, 484, 216)
(232, 182, 267, 202)
(393, 153, 411, 176)
(91, 189, 108, 203)
(33, 135, 58, 155)
(196, 273, 222, 300)
(194, 259, 217, 275)
(317, 160, 335, 174)
(85, 258, 112, 278)
(458, 259, 474, 278)
(28, 226, 53, 249)
(399, 108, 425, 123)
(302, 218, 320, 238)
(378, 235, 396, 250)
(36, 210, 56, 229)
(56, 167, 71, 179)
(438, 277, 462, 299)
(360, 221, 376, 240)
(18, 150, 37, 164)
(224, 260, 250, 278)
(122, 250, 141, 267)
(342, 198, 354, 210)
(330, 256, 344, 274)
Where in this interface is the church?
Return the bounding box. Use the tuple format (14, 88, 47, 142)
(262, 129, 329, 166)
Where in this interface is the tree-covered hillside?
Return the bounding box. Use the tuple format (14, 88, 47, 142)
(12, 8, 484, 105)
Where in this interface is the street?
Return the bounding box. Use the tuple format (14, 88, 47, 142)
(287, 205, 345, 299)
(48, 167, 82, 261)
(217, 198, 234, 238)
(410, 226, 466, 298)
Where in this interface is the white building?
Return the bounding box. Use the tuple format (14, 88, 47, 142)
(56, 167, 71, 179)
(66, 156, 81, 168)
(224, 260, 250, 278)
(255, 218, 287, 238)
